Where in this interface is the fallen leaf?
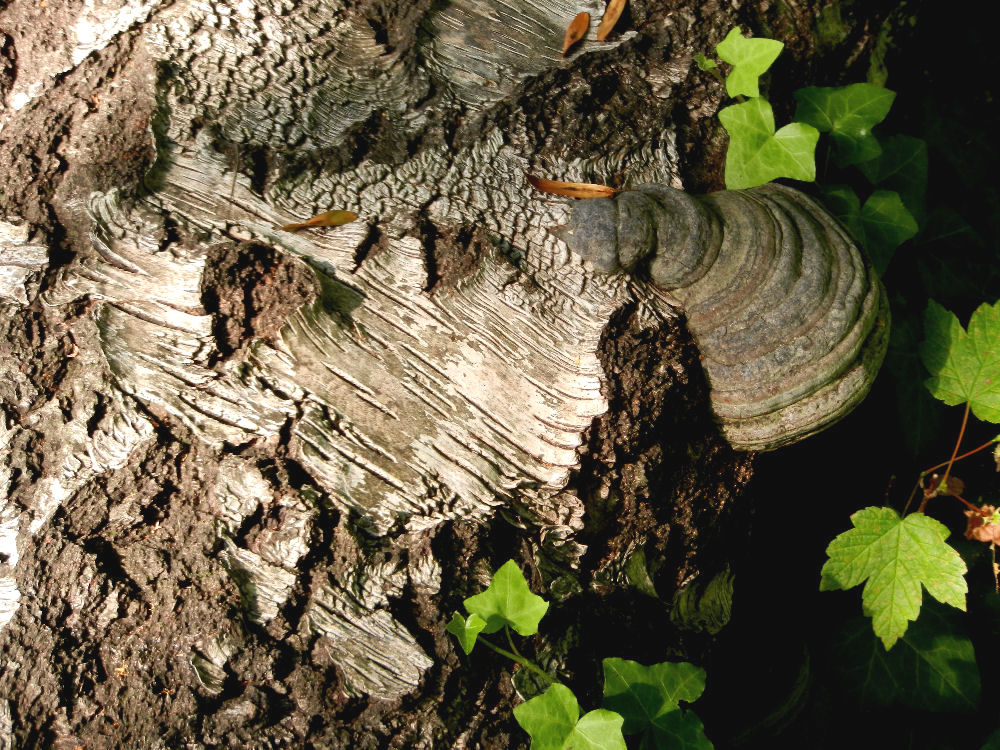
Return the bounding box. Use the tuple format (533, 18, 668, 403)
(527, 174, 618, 199)
(281, 209, 357, 232)
(562, 12, 590, 56)
(596, 0, 627, 41)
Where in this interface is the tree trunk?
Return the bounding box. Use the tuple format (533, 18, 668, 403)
(0, 1, 888, 746)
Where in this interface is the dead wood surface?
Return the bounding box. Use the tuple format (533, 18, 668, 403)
(0, 1, 889, 746)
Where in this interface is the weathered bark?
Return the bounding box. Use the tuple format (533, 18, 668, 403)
(1, 1, 889, 746)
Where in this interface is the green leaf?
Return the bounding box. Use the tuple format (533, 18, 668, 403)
(820, 507, 967, 649)
(921, 299, 1000, 423)
(793, 83, 896, 166)
(463, 559, 549, 636)
(860, 190, 919, 274)
(821, 184, 864, 240)
(884, 302, 945, 456)
(446, 612, 486, 654)
(832, 602, 981, 712)
(602, 659, 712, 748)
(641, 712, 714, 750)
(715, 27, 783, 98)
(693, 53, 717, 72)
(857, 135, 928, 222)
(820, 186, 916, 274)
(718, 97, 818, 189)
(513, 683, 626, 750)
(919, 206, 982, 248)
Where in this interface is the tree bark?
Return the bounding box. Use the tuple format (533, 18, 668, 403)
(1, 1, 888, 746)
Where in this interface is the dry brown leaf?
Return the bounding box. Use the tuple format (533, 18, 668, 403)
(596, 0, 627, 41)
(281, 209, 358, 232)
(965, 505, 1000, 544)
(527, 174, 618, 199)
(944, 476, 966, 496)
(562, 12, 590, 56)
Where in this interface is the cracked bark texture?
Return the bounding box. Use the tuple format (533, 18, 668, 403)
(1, 0, 888, 746)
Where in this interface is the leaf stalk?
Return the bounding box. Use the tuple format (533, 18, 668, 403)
(477, 632, 554, 686)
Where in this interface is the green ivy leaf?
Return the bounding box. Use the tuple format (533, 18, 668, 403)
(693, 53, 717, 72)
(446, 612, 486, 654)
(832, 602, 981, 713)
(793, 84, 896, 166)
(602, 659, 712, 749)
(715, 27, 783, 98)
(921, 300, 1000, 423)
(463, 559, 549, 636)
(883, 302, 945, 456)
(641, 712, 714, 750)
(820, 186, 917, 274)
(859, 190, 919, 274)
(820, 507, 967, 649)
(718, 97, 818, 189)
(857, 134, 928, 222)
(513, 683, 626, 750)
(821, 184, 864, 240)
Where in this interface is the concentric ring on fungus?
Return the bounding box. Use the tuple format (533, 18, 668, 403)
(560, 182, 890, 451)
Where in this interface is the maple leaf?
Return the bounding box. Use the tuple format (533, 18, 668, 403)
(964, 505, 1000, 544)
(820, 507, 967, 649)
(921, 299, 1000, 423)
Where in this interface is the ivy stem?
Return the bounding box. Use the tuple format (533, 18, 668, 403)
(918, 402, 971, 514)
(505, 626, 523, 659)
(476, 632, 554, 686)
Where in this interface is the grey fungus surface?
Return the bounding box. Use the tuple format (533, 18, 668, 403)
(561, 183, 890, 450)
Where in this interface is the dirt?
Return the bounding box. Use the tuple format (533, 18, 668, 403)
(1, 437, 229, 747)
(201, 242, 320, 360)
(584, 305, 754, 593)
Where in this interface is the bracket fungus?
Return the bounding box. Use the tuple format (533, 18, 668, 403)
(560, 183, 889, 450)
